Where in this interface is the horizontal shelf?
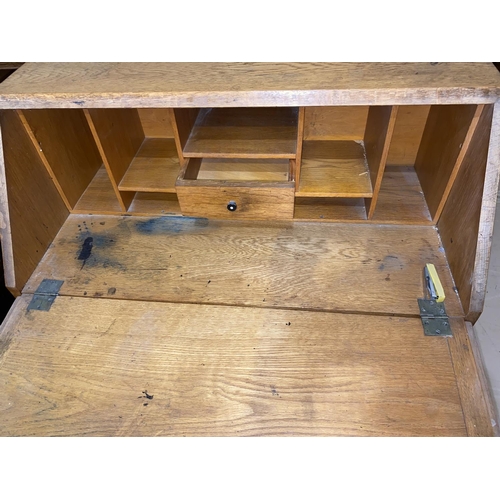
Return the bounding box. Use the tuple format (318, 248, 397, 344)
(371, 165, 432, 224)
(183, 107, 298, 159)
(73, 165, 122, 215)
(294, 197, 367, 221)
(128, 192, 181, 216)
(196, 158, 290, 182)
(297, 140, 373, 198)
(119, 138, 181, 193)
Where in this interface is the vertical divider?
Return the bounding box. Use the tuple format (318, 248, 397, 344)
(413, 104, 483, 222)
(17, 111, 73, 211)
(170, 108, 200, 166)
(364, 106, 399, 219)
(293, 107, 306, 186)
(84, 109, 145, 211)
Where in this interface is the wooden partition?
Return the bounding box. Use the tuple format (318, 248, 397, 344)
(0, 110, 69, 295)
(438, 104, 497, 321)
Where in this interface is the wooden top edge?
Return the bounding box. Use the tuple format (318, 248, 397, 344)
(0, 63, 499, 108)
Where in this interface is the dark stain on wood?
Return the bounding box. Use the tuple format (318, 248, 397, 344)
(78, 237, 93, 261)
(133, 216, 209, 235)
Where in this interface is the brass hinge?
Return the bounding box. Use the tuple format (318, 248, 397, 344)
(27, 279, 64, 312)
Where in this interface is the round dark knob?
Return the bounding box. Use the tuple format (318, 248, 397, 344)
(227, 201, 237, 212)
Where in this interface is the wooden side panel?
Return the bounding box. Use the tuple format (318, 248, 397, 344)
(0, 110, 69, 293)
(21, 109, 103, 209)
(137, 109, 174, 138)
(24, 214, 463, 318)
(438, 105, 493, 320)
(469, 102, 500, 320)
(0, 295, 468, 436)
(85, 109, 144, 210)
(414, 104, 481, 220)
(464, 322, 499, 436)
(447, 319, 496, 436)
(364, 106, 398, 218)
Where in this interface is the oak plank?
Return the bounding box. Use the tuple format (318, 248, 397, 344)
(85, 109, 144, 211)
(0, 295, 466, 436)
(437, 105, 494, 320)
(293, 107, 306, 185)
(371, 166, 432, 225)
(196, 158, 290, 182)
(1, 63, 499, 108)
(386, 105, 430, 166)
(465, 322, 499, 436)
(468, 102, 500, 320)
(414, 105, 481, 220)
(293, 198, 367, 221)
(73, 166, 123, 215)
(137, 109, 174, 138)
(364, 106, 398, 218)
(24, 215, 463, 317)
(119, 138, 181, 193)
(303, 105, 430, 167)
(20, 109, 103, 210)
(183, 108, 298, 159)
(0, 110, 69, 294)
(128, 193, 181, 216)
(447, 319, 496, 436)
(176, 184, 295, 220)
(297, 141, 373, 198)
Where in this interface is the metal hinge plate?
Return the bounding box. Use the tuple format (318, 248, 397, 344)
(417, 298, 453, 337)
(27, 279, 64, 312)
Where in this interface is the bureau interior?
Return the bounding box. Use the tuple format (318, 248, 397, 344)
(0, 104, 493, 319)
(5, 105, 490, 222)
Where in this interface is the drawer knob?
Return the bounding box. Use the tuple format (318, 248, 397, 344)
(227, 201, 237, 212)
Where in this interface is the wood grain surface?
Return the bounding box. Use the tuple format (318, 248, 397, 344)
(371, 166, 432, 225)
(303, 105, 430, 167)
(469, 102, 500, 321)
(85, 109, 144, 210)
(0, 110, 69, 294)
(414, 105, 480, 220)
(438, 105, 493, 320)
(23, 214, 463, 317)
(364, 106, 398, 218)
(1, 63, 499, 108)
(119, 138, 181, 193)
(0, 295, 468, 436)
(20, 109, 102, 209)
(447, 319, 496, 436)
(176, 184, 295, 220)
(73, 166, 123, 215)
(196, 158, 290, 182)
(297, 141, 373, 197)
(183, 108, 298, 159)
(138, 109, 174, 138)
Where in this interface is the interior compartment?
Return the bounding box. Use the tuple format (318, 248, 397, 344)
(180, 107, 299, 159)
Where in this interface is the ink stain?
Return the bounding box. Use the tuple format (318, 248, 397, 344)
(78, 237, 93, 269)
(142, 390, 154, 400)
(134, 216, 209, 235)
(107, 287, 116, 295)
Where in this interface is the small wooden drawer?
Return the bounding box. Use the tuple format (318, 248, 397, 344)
(176, 158, 295, 220)
(176, 183, 294, 220)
